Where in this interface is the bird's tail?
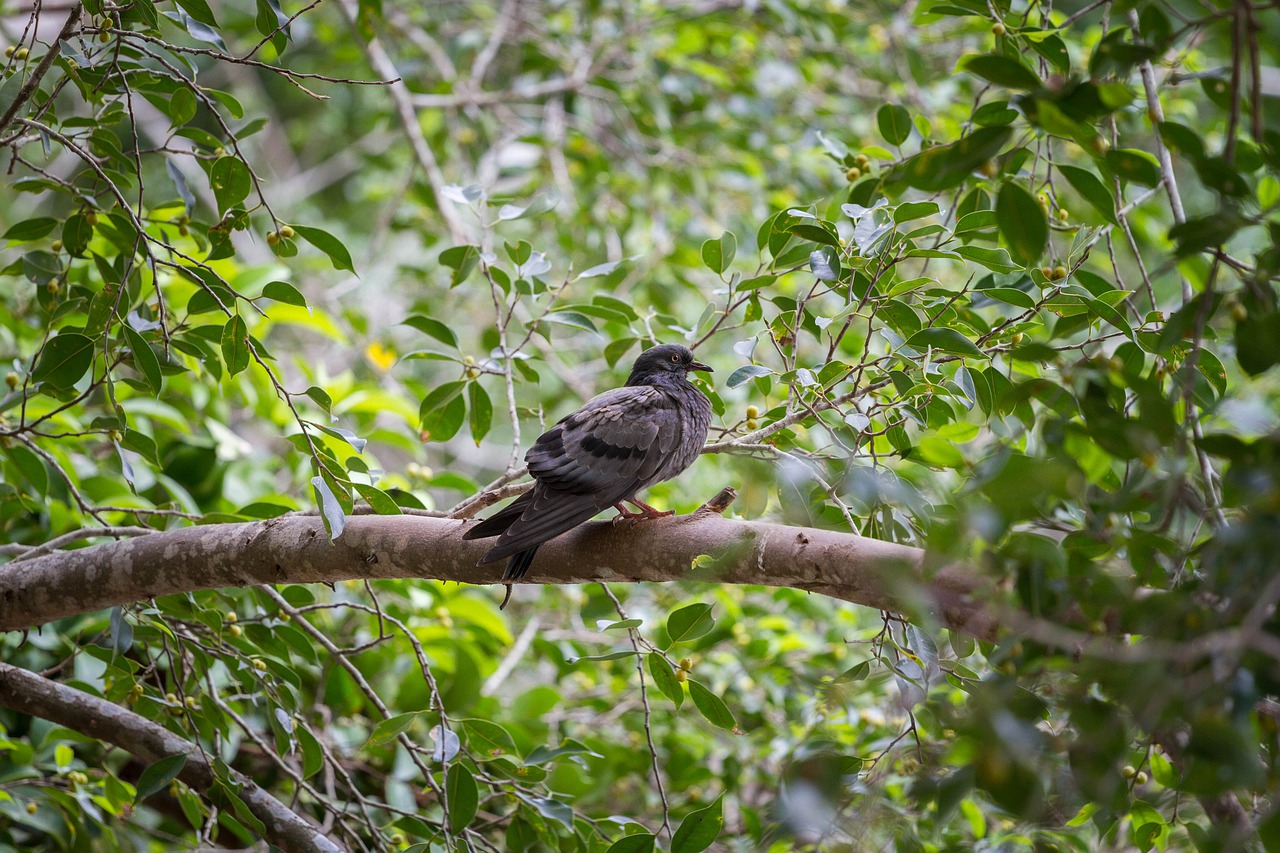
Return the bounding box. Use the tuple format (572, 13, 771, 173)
(463, 492, 533, 541)
(503, 547, 538, 582)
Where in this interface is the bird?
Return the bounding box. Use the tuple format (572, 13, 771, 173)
(464, 343, 713, 608)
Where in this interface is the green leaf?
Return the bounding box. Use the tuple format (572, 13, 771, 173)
(1057, 164, 1118, 225)
(462, 718, 517, 757)
(954, 245, 1020, 274)
(877, 104, 912, 146)
(440, 245, 480, 287)
(893, 201, 941, 223)
(61, 214, 92, 258)
(297, 726, 324, 779)
(33, 333, 94, 389)
(174, 0, 218, 27)
(527, 796, 575, 829)
(542, 311, 598, 333)
(135, 754, 188, 802)
(209, 156, 251, 214)
(687, 681, 736, 730)
(648, 653, 684, 708)
(402, 315, 458, 348)
(606, 834, 656, 853)
(671, 796, 724, 853)
(1104, 148, 1161, 187)
(262, 281, 307, 308)
(123, 326, 162, 395)
(3, 217, 58, 242)
(468, 382, 492, 444)
(445, 763, 478, 833)
(168, 88, 197, 127)
(109, 605, 133, 653)
(895, 127, 1013, 192)
(906, 328, 986, 358)
(996, 182, 1048, 265)
(4, 445, 48, 495)
(365, 712, 421, 748)
(221, 315, 250, 376)
(726, 365, 772, 388)
(666, 603, 715, 644)
(958, 54, 1040, 89)
(292, 225, 356, 273)
(353, 483, 402, 515)
(701, 231, 737, 274)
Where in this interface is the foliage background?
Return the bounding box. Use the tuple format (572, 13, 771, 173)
(2, 0, 1280, 850)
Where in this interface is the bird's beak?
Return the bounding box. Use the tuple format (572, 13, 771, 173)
(689, 360, 713, 373)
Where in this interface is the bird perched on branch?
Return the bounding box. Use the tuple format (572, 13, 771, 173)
(465, 344, 713, 608)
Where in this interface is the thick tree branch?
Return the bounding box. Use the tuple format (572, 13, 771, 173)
(0, 512, 987, 637)
(0, 663, 344, 853)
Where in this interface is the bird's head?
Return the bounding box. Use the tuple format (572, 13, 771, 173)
(625, 344, 712, 386)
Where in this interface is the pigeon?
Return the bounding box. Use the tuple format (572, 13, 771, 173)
(465, 344, 713, 607)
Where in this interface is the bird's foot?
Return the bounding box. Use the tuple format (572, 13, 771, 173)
(612, 499, 674, 525)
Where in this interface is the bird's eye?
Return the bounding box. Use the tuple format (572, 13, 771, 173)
(670, 353, 680, 363)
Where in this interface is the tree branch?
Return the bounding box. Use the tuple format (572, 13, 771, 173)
(0, 3, 82, 136)
(0, 511, 986, 637)
(0, 663, 344, 853)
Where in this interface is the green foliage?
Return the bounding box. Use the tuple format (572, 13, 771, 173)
(2, 0, 1280, 851)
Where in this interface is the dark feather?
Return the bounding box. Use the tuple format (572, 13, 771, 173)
(463, 491, 534, 540)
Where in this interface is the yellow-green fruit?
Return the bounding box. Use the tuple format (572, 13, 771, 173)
(5, 372, 18, 390)
(178, 224, 189, 236)
(253, 658, 267, 671)
(4, 47, 14, 58)
(1135, 771, 1148, 785)
(1040, 266, 1053, 279)
(992, 23, 1006, 36)
(165, 692, 177, 703)
(979, 160, 999, 178)
(1053, 266, 1068, 280)
(1230, 303, 1247, 322)
(26, 802, 37, 814)
(746, 405, 759, 419)
(1011, 332, 1024, 344)
(84, 211, 98, 226)
(678, 658, 693, 671)
(845, 166, 862, 182)
(746, 418, 759, 430)
(463, 355, 476, 365)
(465, 367, 480, 380)
(266, 231, 279, 246)
(1121, 764, 1137, 778)
(279, 611, 290, 621)
(226, 611, 237, 623)
(15, 48, 29, 60)
(184, 696, 197, 708)
(675, 669, 688, 683)
(279, 225, 295, 239)
(68, 771, 88, 785)
(1057, 208, 1069, 222)
(50, 239, 62, 251)
(854, 154, 869, 168)
(98, 31, 111, 43)
(228, 624, 242, 637)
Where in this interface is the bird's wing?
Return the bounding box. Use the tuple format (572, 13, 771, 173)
(480, 387, 688, 563)
(525, 385, 684, 496)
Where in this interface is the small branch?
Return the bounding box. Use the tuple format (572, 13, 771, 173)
(0, 664, 344, 853)
(0, 3, 83, 135)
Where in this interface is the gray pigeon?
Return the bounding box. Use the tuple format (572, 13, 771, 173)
(465, 344, 713, 607)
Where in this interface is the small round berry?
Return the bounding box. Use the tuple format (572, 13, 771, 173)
(51, 239, 62, 251)
(5, 372, 18, 390)
(992, 22, 1006, 36)
(279, 225, 295, 239)
(845, 166, 862, 182)
(746, 405, 760, 419)
(228, 624, 242, 637)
